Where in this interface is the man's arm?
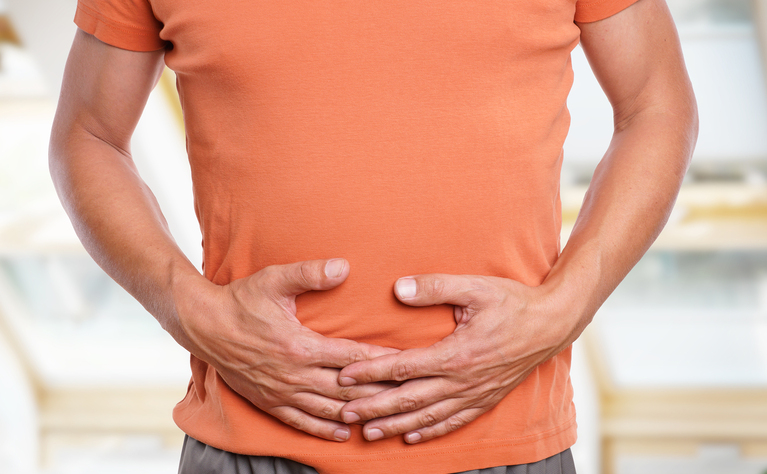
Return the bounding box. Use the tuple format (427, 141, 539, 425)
(337, 0, 698, 443)
(50, 29, 396, 442)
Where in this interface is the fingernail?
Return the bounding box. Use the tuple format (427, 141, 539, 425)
(325, 259, 345, 278)
(334, 428, 350, 441)
(366, 428, 384, 441)
(396, 278, 417, 298)
(343, 412, 360, 424)
(405, 432, 422, 443)
(339, 376, 357, 386)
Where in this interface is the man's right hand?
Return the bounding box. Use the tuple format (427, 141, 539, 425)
(50, 32, 396, 443)
(177, 258, 399, 442)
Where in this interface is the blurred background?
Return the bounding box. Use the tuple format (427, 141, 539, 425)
(0, 0, 766, 473)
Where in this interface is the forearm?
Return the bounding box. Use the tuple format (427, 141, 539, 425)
(543, 102, 698, 341)
(50, 121, 211, 354)
(48, 29, 215, 356)
(534, 0, 701, 349)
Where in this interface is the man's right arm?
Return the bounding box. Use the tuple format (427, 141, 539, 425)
(49, 29, 396, 442)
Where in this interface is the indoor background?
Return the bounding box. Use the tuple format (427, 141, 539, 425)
(0, 0, 766, 473)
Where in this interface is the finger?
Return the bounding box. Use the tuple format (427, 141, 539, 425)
(402, 408, 486, 444)
(289, 392, 347, 422)
(340, 377, 448, 424)
(308, 334, 400, 368)
(303, 367, 398, 401)
(357, 399, 464, 441)
(338, 344, 450, 386)
(394, 274, 491, 307)
(334, 381, 400, 401)
(265, 258, 350, 297)
(268, 405, 352, 442)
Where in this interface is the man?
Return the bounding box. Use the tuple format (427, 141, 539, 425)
(49, 0, 697, 472)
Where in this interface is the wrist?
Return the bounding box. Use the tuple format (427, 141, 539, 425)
(167, 263, 226, 359)
(534, 275, 595, 348)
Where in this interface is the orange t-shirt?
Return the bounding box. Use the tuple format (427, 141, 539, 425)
(75, 0, 638, 472)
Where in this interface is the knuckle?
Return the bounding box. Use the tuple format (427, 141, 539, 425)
(386, 422, 405, 436)
(398, 396, 419, 412)
(446, 416, 465, 433)
(284, 412, 307, 432)
(347, 348, 365, 365)
(256, 266, 281, 295)
(425, 278, 446, 297)
(284, 339, 312, 364)
(367, 406, 386, 420)
(338, 385, 355, 401)
(285, 372, 307, 388)
(393, 362, 414, 381)
(260, 265, 279, 284)
(421, 411, 439, 427)
(297, 261, 314, 288)
(318, 403, 336, 420)
(258, 265, 275, 279)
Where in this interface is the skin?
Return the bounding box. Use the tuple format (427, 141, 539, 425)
(49, 0, 696, 449)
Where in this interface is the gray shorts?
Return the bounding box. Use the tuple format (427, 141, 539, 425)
(178, 435, 577, 474)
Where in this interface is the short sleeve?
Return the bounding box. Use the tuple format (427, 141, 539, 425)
(574, 0, 643, 23)
(74, 0, 166, 51)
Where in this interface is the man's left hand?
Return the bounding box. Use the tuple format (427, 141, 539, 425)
(339, 0, 698, 446)
(338, 274, 578, 444)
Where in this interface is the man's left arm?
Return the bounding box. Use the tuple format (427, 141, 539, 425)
(336, 0, 698, 444)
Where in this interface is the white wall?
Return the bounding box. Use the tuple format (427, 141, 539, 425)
(5, 0, 77, 99)
(565, 24, 767, 169)
(5, 0, 202, 269)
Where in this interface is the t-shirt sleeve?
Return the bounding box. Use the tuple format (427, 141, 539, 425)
(574, 0, 643, 23)
(74, 0, 166, 51)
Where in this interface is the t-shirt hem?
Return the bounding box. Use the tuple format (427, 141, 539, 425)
(310, 423, 577, 474)
(174, 395, 577, 474)
(575, 0, 643, 23)
(74, 2, 166, 52)
(296, 415, 576, 461)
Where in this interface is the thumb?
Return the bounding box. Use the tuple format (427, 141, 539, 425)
(266, 258, 350, 297)
(394, 274, 483, 307)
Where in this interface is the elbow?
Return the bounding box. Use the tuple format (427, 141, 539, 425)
(615, 78, 700, 173)
(48, 110, 81, 204)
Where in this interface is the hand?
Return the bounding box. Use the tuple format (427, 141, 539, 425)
(338, 274, 579, 444)
(178, 258, 399, 442)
